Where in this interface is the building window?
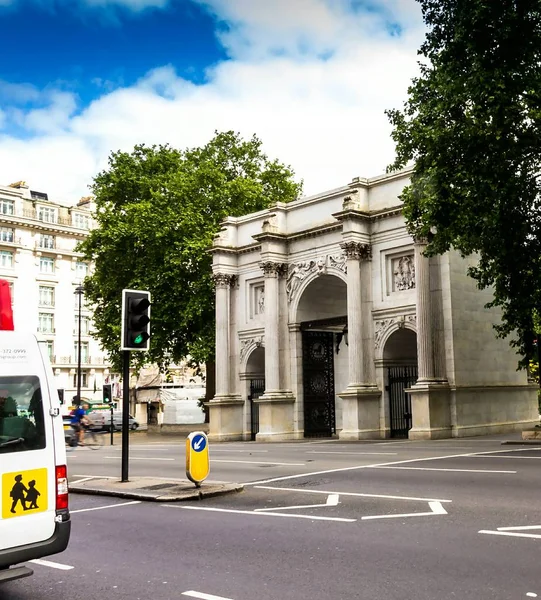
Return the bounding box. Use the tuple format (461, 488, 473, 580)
(38, 206, 57, 223)
(44, 340, 54, 362)
(74, 315, 90, 335)
(0, 251, 13, 268)
(39, 285, 55, 307)
(74, 213, 90, 229)
(0, 199, 14, 216)
(75, 261, 88, 278)
(73, 342, 89, 364)
(39, 256, 55, 274)
(38, 234, 55, 249)
(38, 312, 54, 334)
(0, 227, 14, 243)
(73, 370, 88, 388)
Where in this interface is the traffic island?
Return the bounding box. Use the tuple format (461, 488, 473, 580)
(69, 476, 243, 501)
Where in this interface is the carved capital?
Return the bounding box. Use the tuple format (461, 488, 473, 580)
(212, 273, 237, 289)
(259, 261, 287, 278)
(340, 241, 371, 261)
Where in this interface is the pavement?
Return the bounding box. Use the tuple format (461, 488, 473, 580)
(69, 476, 244, 501)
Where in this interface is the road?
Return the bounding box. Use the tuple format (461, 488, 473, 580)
(4, 435, 541, 600)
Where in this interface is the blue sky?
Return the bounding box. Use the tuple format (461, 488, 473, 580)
(0, 0, 425, 202)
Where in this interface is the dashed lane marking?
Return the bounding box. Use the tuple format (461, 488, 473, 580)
(372, 466, 516, 474)
(30, 559, 74, 570)
(71, 501, 142, 513)
(182, 591, 234, 600)
(361, 501, 448, 520)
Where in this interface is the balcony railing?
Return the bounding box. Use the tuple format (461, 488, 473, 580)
(54, 356, 109, 366)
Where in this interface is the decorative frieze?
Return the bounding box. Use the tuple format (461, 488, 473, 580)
(374, 314, 417, 349)
(239, 336, 264, 363)
(212, 273, 237, 288)
(286, 251, 349, 302)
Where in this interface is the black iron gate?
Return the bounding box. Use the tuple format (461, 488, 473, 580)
(387, 365, 418, 438)
(302, 331, 336, 438)
(249, 378, 265, 441)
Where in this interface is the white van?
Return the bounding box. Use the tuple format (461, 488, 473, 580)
(0, 332, 70, 583)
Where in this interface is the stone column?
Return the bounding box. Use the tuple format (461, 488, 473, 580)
(414, 238, 435, 382)
(338, 242, 381, 440)
(340, 241, 365, 386)
(256, 261, 296, 441)
(260, 261, 284, 392)
(408, 240, 451, 440)
(208, 272, 244, 442)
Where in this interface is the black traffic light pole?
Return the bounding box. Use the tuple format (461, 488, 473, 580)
(121, 350, 130, 482)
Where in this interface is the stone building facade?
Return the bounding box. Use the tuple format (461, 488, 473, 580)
(209, 168, 538, 441)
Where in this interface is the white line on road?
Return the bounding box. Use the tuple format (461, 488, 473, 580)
(164, 505, 356, 522)
(469, 455, 541, 460)
(70, 501, 142, 513)
(244, 447, 532, 486)
(254, 485, 452, 503)
(211, 460, 305, 466)
(207, 450, 268, 453)
(372, 466, 517, 474)
(306, 451, 397, 455)
(255, 493, 340, 512)
(479, 530, 541, 539)
(182, 591, 234, 600)
(362, 501, 448, 521)
(70, 477, 97, 484)
(29, 559, 74, 570)
(104, 457, 175, 461)
(498, 525, 541, 531)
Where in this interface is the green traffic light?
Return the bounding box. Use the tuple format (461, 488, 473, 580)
(134, 334, 144, 345)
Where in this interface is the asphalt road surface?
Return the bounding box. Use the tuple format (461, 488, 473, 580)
(4, 435, 541, 600)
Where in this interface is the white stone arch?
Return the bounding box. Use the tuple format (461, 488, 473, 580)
(288, 267, 347, 323)
(374, 315, 417, 361)
(239, 336, 265, 373)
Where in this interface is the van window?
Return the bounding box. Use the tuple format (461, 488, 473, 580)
(0, 376, 46, 453)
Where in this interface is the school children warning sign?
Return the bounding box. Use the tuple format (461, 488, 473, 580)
(2, 468, 48, 519)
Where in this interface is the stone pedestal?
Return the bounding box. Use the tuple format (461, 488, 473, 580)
(255, 392, 298, 441)
(408, 383, 452, 440)
(338, 387, 382, 440)
(208, 395, 244, 442)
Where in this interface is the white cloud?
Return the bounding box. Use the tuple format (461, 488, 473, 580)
(0, 0, 425, 204)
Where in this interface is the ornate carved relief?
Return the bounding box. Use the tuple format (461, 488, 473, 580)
(339, 241, 371, 260)
(239, 336, 264, 363)
(393, 255, 415, 291)
(212, 273, 237, 288)
(286, 251, 350, 302)
(259, 261, 287, 277)
(374, 314, 417, 349)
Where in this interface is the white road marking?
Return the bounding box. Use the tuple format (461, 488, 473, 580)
(306, 451, 397, 455)
(362, 501, 447, 521)
(471, 455, 541, 460)
(526, 593, 538, 597)
(29, 559, 74, 570)
(104, 457, 175, 461)
(70, 477, 96, 484)
(255, 485, 452, 503)
(255, 493, 340, 513)
(71, 501, 142, 513)
(245, 447, 531, 486)
(498, 525, 541, 531)
(479, 530, 541, 540)
(372, 466, 516, 474)
(164, 505, 356, 522)
(209, 449, 268, 453)
(182, 591, 234, 600)
(212, 460, 305, 466)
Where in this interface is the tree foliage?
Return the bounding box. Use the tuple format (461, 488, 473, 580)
(78, 131, 302, 372)
(386, 0, 541, 365)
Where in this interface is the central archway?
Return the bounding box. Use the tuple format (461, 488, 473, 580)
(295, 274, 347, 437)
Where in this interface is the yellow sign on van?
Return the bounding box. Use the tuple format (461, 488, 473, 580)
(2, 468, 48, 519)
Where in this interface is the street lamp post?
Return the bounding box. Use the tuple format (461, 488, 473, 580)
(74, 285, 83, 405)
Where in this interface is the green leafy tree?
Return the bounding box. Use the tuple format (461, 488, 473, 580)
(78, 132, 302, 389)
(386, 0, 541, 365)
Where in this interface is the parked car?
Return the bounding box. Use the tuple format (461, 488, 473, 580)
(87, 411, 139, 432)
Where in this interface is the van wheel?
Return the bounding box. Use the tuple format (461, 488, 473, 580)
(131, 424, 138, 431)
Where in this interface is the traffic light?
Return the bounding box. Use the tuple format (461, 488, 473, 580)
(121, 289, 151, 351)
(103, 383, 113, 404)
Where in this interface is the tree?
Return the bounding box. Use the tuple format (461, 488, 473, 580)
(78, 131, 302, 383)
(386, 0, 541, 366)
